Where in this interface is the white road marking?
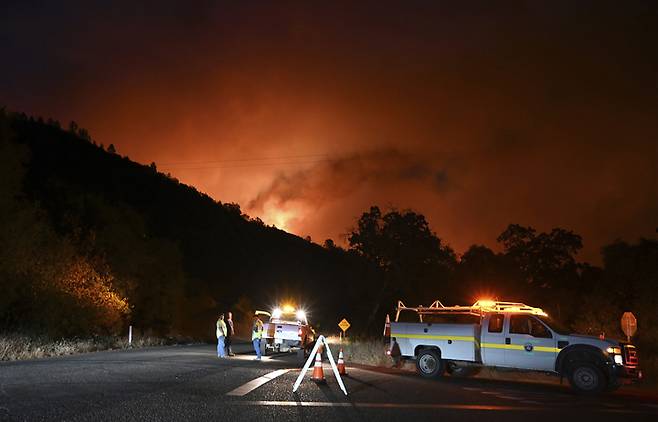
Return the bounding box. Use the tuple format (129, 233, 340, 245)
(226, 369, 290, 396)
(461, 387, 483, 391)
(496, 395, 525, 400)
(231, 401, 538, 411)
(228, 401, 658, 413)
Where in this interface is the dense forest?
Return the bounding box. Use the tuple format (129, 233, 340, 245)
(1, 110, 656, 355)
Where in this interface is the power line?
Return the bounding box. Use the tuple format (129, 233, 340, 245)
(159, 159, 331, 170)
(158, 153, 329, 167)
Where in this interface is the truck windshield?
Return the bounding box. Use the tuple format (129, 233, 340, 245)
(537, 315, 571, 335)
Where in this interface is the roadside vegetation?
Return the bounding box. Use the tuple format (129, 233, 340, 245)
(0, 334, 173, 361)
(325, 336, 390, 367)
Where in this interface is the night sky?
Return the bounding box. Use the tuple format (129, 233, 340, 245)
(2, 1, 656, 262)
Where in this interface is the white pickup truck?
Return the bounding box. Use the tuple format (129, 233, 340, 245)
(390, 300, 642, 394)
(256, 306, 315, 357)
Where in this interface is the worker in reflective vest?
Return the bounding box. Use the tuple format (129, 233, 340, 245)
(252, 315, 264, 360)
(216, 313, 227, 358)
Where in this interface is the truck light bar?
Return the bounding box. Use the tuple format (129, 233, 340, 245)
(395, 299, 547, 322)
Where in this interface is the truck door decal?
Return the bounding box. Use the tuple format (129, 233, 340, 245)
(480, 343, 558, 353)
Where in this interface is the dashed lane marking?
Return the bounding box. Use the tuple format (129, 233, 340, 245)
(226, 369, 291, 396)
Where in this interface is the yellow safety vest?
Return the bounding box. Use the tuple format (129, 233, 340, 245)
(252, 320, 263, 341)
(216, 319, 227, 338)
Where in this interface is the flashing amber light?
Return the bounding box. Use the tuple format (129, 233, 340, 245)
(476, 299, 496, 308)
(283, 304, 295, 313)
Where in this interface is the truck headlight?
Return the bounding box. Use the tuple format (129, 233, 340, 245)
(296, 310, 306, 320)
(614, 354, 623, 365)
(272, 308, 282, 318)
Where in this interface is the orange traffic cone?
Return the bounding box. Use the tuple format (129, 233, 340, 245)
(337, 348, 347, 376)
(311, 352, 326, 383)
(383, 314, 391, 338)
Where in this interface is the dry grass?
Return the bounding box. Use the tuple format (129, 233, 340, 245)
(640, 355, 658, 390)
(0, 333, 172, 361)
(325, 336, 392, 367)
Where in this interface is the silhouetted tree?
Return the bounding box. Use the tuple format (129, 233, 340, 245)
(348, 206, 456, 326)
(323, 239, 336, 249)
(497, 224, 582, 289)
(79, 128, 92, 142)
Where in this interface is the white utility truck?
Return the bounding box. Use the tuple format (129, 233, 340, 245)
(390, 299, 642, 394)
(256, 306, 315, 357)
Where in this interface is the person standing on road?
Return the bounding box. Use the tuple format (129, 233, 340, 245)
(216, 313, 227, 358)
(252, 314, 264, 360)
(225, 311, 235, 357)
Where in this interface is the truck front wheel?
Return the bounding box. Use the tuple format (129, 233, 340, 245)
(416, 349, 444, 378)
(568, 362, 606, 394)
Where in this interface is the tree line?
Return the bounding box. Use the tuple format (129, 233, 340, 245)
(0, 110, 656, 355)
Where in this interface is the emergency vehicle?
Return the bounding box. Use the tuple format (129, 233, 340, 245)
(390, 299, 642, 394)
(256, 305, 315, 357)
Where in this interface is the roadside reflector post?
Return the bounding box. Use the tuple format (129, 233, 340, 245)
(128, 325, 133, 347)
(292, 335, 348, 396)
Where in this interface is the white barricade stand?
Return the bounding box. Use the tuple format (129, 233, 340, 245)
(292, 335, 348, 396)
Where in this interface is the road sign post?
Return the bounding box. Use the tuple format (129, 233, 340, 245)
(621, 312, 637, 342)
(338, 319, 351, 337)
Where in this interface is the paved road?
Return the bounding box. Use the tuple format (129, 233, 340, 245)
(1, 343, 656, 421)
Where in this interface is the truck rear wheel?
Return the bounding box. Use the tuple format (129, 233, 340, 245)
(568, 362, 606, 394)
(416, 349, 444, 378)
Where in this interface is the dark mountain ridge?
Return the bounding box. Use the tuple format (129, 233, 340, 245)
(4, 112, 379, 338)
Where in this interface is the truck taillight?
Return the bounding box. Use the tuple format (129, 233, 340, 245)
(623, 345, 639, 367)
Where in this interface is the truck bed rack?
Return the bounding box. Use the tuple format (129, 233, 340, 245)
(395, 299, 547, 322)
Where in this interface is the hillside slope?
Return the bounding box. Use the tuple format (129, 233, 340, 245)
(4, 112, 380, 338)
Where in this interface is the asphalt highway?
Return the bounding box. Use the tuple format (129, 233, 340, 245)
(1, 343, 656, 421)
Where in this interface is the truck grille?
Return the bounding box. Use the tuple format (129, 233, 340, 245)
(623, 345, 639, 367)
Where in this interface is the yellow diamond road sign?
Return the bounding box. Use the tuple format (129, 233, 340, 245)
(338, 319, 351, 332)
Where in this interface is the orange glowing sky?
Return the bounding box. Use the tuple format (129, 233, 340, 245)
(2, 1, 656, 262)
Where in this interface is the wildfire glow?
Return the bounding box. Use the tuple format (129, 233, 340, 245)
(262, 203, 296, 232)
